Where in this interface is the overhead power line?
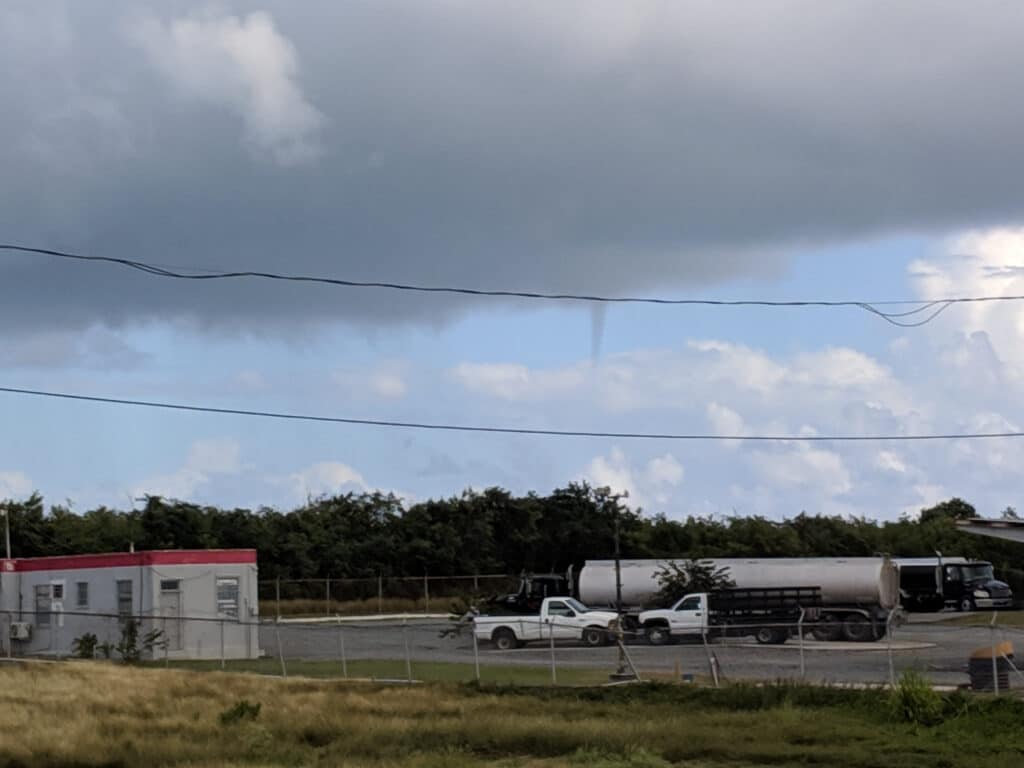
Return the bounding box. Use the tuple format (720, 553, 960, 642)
(0, 243, 1014, 328)
(2, 385, 1023, 442)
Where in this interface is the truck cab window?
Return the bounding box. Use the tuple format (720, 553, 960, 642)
(678, 597, 702, 612)
(547, 601, 575, 617)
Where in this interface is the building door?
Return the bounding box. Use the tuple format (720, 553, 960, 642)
(34, 584, 52, 651)
(159, 580, 183, 651)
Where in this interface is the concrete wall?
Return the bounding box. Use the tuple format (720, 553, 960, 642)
(0, 561, 259, 660)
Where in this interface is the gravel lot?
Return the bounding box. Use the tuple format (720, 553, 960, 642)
(260, 613, 1022, 687)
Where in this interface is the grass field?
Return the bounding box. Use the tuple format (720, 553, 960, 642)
(947, 610, 1024, 628)
(3, 661, 1024, 767)
(154, 657, 614, 686)
(260, 597, 438, 617)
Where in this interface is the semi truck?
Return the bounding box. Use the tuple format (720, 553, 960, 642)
(639, 587, 823, 645)
(496, 557, 900, 643)
(893, 557, 1013, 612)
(473, 597, 620, 650)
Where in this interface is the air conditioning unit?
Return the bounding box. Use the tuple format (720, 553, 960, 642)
(9, 622, 31, 640)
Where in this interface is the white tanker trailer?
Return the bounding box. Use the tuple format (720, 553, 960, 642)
(575, 558, 900, 642)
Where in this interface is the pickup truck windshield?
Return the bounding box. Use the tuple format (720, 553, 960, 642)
(564, 598, 590, 613)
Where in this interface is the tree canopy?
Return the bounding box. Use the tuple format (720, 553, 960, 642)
(1, 489, 1022, 593)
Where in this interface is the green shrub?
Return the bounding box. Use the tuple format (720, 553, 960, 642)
(115, 619, 166, 664)
(71, 633, 98, 659)
(888, 671, 944, 726)
(219, 699, 262, 726)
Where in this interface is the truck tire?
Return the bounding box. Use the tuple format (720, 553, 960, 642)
(755, 627, 788, 645)
(492, 628, 518, 651)
(645, 624, 671, 646)
(841, 615, 874, 643)
(810, 613, 842, 642)
(582, 627, 608, 647)
(958, 596, 976, 613)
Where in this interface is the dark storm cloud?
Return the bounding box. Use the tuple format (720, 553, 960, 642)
(3, 1, 1024, 332)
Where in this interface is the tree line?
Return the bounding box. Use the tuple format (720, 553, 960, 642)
(3, 485, 1023, 587)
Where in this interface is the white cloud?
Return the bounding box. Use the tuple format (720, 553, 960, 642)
(132, 438, 242, 500)
(912, 230, 1024, 372)
(706, 402, 748, 449)
(0, 471, 32, 499)
(751, 445, 853, 498)
(646, 454, 685, 487)
(370, 372, 408, 399)
(875, 451, 907, 474)
(130, 10, 323, 165)
(286, 461, 367, 501)
(450, 362, 585, 401)
(583, 448, 684, 510)
(333, 364, 410, 400)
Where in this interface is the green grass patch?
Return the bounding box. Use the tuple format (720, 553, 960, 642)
(151, 656, 614, 686)
(5, 663, 1024, 767)
(946, 610, 1024, 627)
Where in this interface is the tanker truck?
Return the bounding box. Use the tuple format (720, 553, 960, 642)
(575, 558, 900, 643)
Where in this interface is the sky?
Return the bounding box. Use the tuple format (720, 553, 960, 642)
(3, 1, 1024, 521)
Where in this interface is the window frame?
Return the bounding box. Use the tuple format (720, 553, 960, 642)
(216, 576, 240, 619)
(116, 579, 134, 620)
(75, 581, 89, 609)
(34, 584, 52, 627)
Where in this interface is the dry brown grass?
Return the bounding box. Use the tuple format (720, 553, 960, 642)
(3, 660, 1024, 767)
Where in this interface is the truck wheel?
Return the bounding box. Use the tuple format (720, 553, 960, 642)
(645, 624, 671, 646)
(492, 628, 518, 651)
(755, 627, 788, 645)
(958, 596, 976, 613)
(582, 627, 607, 647)
(841, 615, 873, 643)
(811, 613, 842, 642)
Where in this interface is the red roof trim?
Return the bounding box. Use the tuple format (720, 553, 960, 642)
(0, 550, 256, 573)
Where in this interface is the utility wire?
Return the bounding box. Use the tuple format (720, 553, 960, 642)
(2, 385, 1024, 442)
(0, 243, 1011, 328)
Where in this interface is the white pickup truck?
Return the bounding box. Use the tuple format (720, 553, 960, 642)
(639, 588, 823, 646)
(474, 597, 620, 650)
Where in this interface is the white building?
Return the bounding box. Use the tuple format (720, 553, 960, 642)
(0, 549, 260, 660)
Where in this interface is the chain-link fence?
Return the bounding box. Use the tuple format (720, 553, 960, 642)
(3, 609, 1024, 694)
(258, 574, 520, 618)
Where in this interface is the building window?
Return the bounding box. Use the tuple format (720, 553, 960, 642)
(117, 580, 133, 619)
(160, 579, 180, 592)
(216, 577, 239, 618)
(76, 582, 89, 609)
(51, 583, 64, 601)
(35, 585, 51, 627)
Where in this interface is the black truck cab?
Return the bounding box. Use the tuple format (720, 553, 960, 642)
(896, 558, 1013, 612)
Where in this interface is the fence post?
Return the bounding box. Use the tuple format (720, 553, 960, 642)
(886, 610, 896, 688)
(275, 577, 281, 622)
(274, 622, 287, 678)
(472, 626, 481, 683)
(701, 628, 719, 688)
(991, 615, 1000, 696)
(474, 573, 479, 593)
(424, 572, 430, 614)
(378, 572, 383, 615)
(798, 609, 806, 681)
(548, 620, 557, 686)
(337, 623, 348, 679)
(220, 619, 226, 671)
(326, 576, 331, 616)
(403, 617, 413, 683)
